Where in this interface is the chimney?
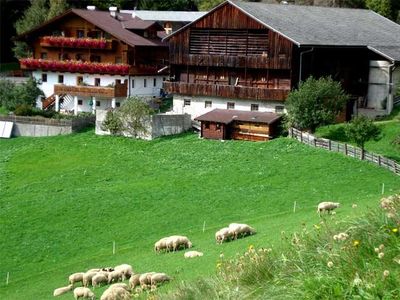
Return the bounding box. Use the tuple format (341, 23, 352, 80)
(109, 6, 118, 18)
(87, 6, 96, 10)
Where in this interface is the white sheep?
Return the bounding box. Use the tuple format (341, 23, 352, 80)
(92, 273, 108, 287)
(69, 272, 85, 286)
(129, 273, 141, 289)
(73, 287, 95, 300)
(184, 251, 204, 258)
(215, 227, 233, 244)
(53, 284, 73, 296)
(108, 270, 123, 284)
(317, 202, 340, 215)
(86, 268, 101, 273)
(228, 223, 256, 239)
(83, 271, 98, 287)
(139, 272, 156, 288)
(154, 237, 170, 252)
(101, 286, 130, 300)
(150, 273, 171, 286)
(109, 283, 130, 291)
(167, 235, 193, 251)
(114, 264, 133, 280)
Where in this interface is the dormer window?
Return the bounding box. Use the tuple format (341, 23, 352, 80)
(143, 31, 149, 38)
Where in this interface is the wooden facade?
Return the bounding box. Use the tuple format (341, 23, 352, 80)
(165, 2, 293, 102)
(54, 80, 128, 98)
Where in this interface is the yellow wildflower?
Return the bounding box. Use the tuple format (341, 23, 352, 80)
(392, 228, 398, 233)
(353, 240, 360, 247)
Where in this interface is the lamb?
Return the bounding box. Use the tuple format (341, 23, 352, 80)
(83, 271, 98, 287)
(114, 264, 133, 280)
(167, 235, 193, 251)
(92, 273, 108, 287)
(150, 273, 171, 286)
(139, 272, 156, 288)
(53, 284, 73, 296)
(73, 287, 95, 300)
(228, 223, 256, 239)
(215, 227, 233, 244)
(129, 273, 141, 289)
(69, 272, 85, 286)
(108, 270, 123, 284)
(184, 251, 203, 258)
(317, 202, 340, 215)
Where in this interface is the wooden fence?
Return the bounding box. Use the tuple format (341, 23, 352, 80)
(289, 127, 400, 176)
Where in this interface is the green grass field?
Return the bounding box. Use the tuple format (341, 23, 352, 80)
(0, 130, 399, 299)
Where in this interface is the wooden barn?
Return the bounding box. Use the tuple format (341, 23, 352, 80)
(195, 109, 281, 141)
(164, 0, 400, 120)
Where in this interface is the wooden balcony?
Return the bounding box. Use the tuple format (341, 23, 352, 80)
(163, 82, 289, 101)
(40, 36, 113, 50)
(129, 65, 166, 75)
(54, 82, 127, 98)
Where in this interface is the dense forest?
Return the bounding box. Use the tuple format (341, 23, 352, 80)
(1, 0, 399, 64)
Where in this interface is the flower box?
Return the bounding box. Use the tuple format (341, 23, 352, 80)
(40, 36, 110, 49)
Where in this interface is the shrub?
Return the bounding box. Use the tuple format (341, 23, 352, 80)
(119, 97, 153, 138)
(14, 104, 33, 116)
(101, 110, 123, 135)
(0, 77, 43, 111)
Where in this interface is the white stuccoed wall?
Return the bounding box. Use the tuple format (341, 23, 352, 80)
(129, 75, 164, 97)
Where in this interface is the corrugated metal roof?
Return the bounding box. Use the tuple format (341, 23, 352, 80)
(121, 17, 158, 30)
(195, 109, 281, 124)
(120, 10, 207, 22)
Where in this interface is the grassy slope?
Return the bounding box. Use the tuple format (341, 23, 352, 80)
(0, 131, 399, 299)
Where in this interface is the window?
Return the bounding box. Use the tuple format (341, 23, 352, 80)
(77, 76, 83, 85)
(116, 79, 121, 85)
(94, 78, 101, 86)
(76, 53, 84, 61)
(227, 102, 235, 110)
(115, 57, 122, 64)
(58, 75, 64, 84)
(216, 123, 221, 130)
(251, 104, 259, 111)
(41, 73, 47, 82)
(96, 101, 100, 107)
(204, 122, 210, 129)
(143, 79, 147, 88)
(78, 99, 83, 105)
(116, 102, 121, 108)
(77, 30, 85, 38)
(153, 78, 157, 87)
(131, 79, 135, 88)
(205, 101, 212, 108)
(184, 99, 191, 106)
(59, 53, 69, 60)
(90, 30, 102, 39)
(275, 105, 285, 113)
(40, 52, 47, 59)
(90, 55, 101, 63)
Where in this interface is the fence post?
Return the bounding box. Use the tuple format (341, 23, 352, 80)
(300, 131, 303, 143)
(344, 144, 348, 156)
(378, 156, 381, 166)
(328, 140, 331, 151)
(313, 138, 317, 147)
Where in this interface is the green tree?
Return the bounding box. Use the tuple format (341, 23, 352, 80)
(196, 0, 223, 10)
(0, 77, 43, 111)
(365, 0, 392, 18)
(15, 0, 49, 35)
(101, 110, 123, 135)
(139, 0, 198, 10)
(286, 76, 349, 133)
(47, 0, 69, 20)
(119, 97, 153, 138)
(345, 115, 381, 159)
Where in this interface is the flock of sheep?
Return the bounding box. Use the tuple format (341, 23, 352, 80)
(53, 201, 340, 299)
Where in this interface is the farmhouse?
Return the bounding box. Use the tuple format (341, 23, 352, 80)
(17, 6, 170, 114)
(164, 0, 400, 121)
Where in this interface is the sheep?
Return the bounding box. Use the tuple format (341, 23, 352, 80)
(167, 235, 193, 251)
(114, 264, 133, 280)
(102, 267, 114, 272)
(53, 284, 73, 296)
(86, 268, 101, 273)
(73, 287, 95, 300)
(83, 271, 98, 287)
(184, 251, 203, 258)
(109, 283, 130, 291)
(154, 237, 170, 252)
(92, 273, 108, 287)
(150, 273, 170, 286)
(100, 286, 130, 300)
(215, 227, 233, 244)
(108, 270, 123, 284)
(129, 273, 141, 289)
(69, 272, 85, 286)
(139, 272, 156, 289)
(228, 223, 256, 240)
(317, 202, 340, 215)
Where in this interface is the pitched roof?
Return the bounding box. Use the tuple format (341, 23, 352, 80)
(120, 10, 207, 22)
(166, 1, 400, 61)
(195, 109, 281, 124)
(18, 9, 166, 48)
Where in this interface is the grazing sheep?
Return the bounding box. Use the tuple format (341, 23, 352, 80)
(53, 284, 73, 296)
(317, 202, 340, 215)
(69, 272, 85, 286)
(129, 273, 141, 289)
(108, 270, 123, 284)
(215, 227, 233, 244)
(102, 267, 114, 272)
(139, 272, 156, 288)
(154, 237, 170, 252)
(228, 223, 256, 240)
(100, 285, 130, 300)
(86, 268, 101, 273)
(184, 251, 204, 258)
(83, 272, 98, 287)
(150, 273, 170, 286)
(109, 283, 130, 291)
(92, 273, 108, 287)
(114, 264, 133, 280)
(167, 235, 193, 251)
(73, 287, 95, 300)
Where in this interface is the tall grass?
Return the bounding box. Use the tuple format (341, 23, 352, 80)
(163, 195, 400, 299)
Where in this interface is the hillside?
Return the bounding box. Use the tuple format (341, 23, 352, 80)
(0, 130, 399, 299)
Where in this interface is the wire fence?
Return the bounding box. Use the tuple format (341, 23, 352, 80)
(289, 127, 400, 176)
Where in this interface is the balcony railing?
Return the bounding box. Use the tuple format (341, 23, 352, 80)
(163, 82, 289, 101)
(40, 36, 113, 50)
(20, 58, 129, 75)
(54, 82, 127, 98)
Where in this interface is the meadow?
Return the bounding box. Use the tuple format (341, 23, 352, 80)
(0, 130, 399, 299)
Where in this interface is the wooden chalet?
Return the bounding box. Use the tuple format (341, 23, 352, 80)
(195, 109, 281, 141)
(164, 0, 400, 120)
(18, 7, 169, 114)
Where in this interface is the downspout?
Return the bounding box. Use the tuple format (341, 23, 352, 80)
(299, 47, 314, 82)
(387, 61, 397, 115)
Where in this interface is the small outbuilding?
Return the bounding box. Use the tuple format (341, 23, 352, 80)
(195, 109, 281, 141)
